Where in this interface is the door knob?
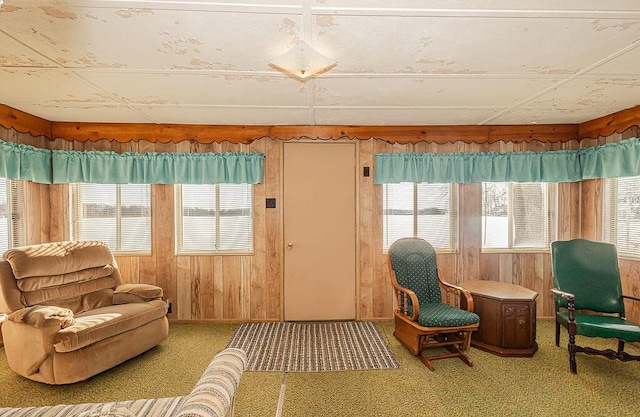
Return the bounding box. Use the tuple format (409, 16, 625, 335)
(287, 243, 294, 250)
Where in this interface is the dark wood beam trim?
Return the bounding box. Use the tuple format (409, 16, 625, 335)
(578, 105, 640, 139)
(3, 103, 639, 144)
(0, 104, 52, 139)
(51, 122, 578, 144)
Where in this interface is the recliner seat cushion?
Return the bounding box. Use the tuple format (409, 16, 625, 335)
(53, 300, 168, 353)
(417, 303, 480, 327)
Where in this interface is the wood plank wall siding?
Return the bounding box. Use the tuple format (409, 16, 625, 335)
(0, 104, 640, 324)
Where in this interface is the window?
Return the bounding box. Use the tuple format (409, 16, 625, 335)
(604, 176, 640, 258)
(176, 184, 253, 254)
(482, 182, 555, 250)
(0, 178, 24, 252)
(70, 183, 151, 253)
(382, 182, 458, 251)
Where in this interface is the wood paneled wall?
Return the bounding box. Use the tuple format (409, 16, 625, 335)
(3, 125, 640, 322)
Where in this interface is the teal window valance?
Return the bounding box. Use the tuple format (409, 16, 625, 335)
(52, 150, 265, 184)
(0, 140, 52, 184)
(578, 138, 640, 180)
(375, 137, 640, 184)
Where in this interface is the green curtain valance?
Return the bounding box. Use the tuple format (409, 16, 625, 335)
(578, 138, 640, 180)
(375, 137, 640, 184)
(374, 149, 582, 184)
(52, 150, 265, 184)
(0, 140, 52, 184)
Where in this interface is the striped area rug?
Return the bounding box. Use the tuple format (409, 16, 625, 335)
(226, 321, 400, 372)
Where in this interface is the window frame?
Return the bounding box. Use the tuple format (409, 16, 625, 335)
(481, 181, 557, 253)
(603, 176, 640, 260)
(0, 178, 24, 252)
(382, 182, 459, 253)
(69, 183, 152, 255)
(175, 183, 254, 255)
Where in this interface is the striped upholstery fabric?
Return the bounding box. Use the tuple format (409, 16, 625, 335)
(0, 398, 185, 417)
(0, 348, 247, 417)
(175, 348, 247, 417)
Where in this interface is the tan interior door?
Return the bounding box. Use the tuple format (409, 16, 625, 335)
(283, 142, 356, 321)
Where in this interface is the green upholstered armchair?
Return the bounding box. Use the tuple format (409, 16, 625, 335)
(388, 238, 480, 370)
(551, 239, 640, 374)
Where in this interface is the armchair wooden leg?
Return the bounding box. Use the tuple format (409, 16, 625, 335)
(568, 327, 578, 374)
(568, 320, 578, 374)
(555, 320, 560, 347)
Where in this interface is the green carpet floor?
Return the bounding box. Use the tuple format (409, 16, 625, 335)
(1, 319, 640, 416)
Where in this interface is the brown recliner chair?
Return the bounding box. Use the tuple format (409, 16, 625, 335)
(0, 241, 169, 385)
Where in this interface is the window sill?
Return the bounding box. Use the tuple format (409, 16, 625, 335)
(481, 248, 550, 254)
(176, 251, 254, 256)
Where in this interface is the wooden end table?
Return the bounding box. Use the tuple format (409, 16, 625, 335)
(460, 280, 538, 357)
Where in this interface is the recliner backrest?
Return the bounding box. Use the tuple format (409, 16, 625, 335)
(0, 241, 122, 314)
(388, 238, 442, 306)
(551, 238, 624, 314)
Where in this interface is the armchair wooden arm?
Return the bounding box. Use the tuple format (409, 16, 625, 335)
(390, 270, 420, 320)
(439, 274, 475, 312)
(551, 288, 575, 301)
(622, 294, 640, 303)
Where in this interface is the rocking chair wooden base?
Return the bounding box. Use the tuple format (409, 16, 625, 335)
(394, 313, 478, 371)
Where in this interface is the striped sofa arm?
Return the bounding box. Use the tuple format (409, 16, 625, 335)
(175, 348, 248, 417)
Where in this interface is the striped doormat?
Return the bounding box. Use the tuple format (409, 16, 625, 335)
(226, 321, 400, 372)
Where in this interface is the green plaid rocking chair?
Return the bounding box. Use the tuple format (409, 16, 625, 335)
(388, 238, 480, 370)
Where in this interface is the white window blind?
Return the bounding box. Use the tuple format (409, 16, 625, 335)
(382, 182, 458, 251)
(70, 183, 151, 253)
(482, 182, 555, 250)
(0, 178, 24, 253)
(604, 176, 640, 258)
(176, 183, 253, 254)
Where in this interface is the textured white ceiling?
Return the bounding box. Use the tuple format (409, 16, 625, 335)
(0, 0, 639, 125)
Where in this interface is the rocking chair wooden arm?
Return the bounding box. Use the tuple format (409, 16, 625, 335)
(439, 276, 475, 312)
(391, 280, 420, 321)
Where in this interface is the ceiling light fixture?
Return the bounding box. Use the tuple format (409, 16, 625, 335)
(269, 41, 336, 81)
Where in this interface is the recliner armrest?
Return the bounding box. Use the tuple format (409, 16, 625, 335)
(6, 306, 76, 376)
(113, 283, 164, 304)
(8, 305, 75, 329)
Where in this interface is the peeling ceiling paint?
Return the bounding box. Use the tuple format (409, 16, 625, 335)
(0, 0, 638, 126)
(40, 7, 77, 20)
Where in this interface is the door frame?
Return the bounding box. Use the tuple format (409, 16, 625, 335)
(279, 139, 361, 321)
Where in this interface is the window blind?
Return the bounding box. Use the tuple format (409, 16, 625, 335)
(604, 176, 640, 257)
(70, 183, 151, 253)
(382, 182, 457, 251)
(482, 182, 554, 250)
(176, 184, 253, 254)
(0, 178, 24, 252)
